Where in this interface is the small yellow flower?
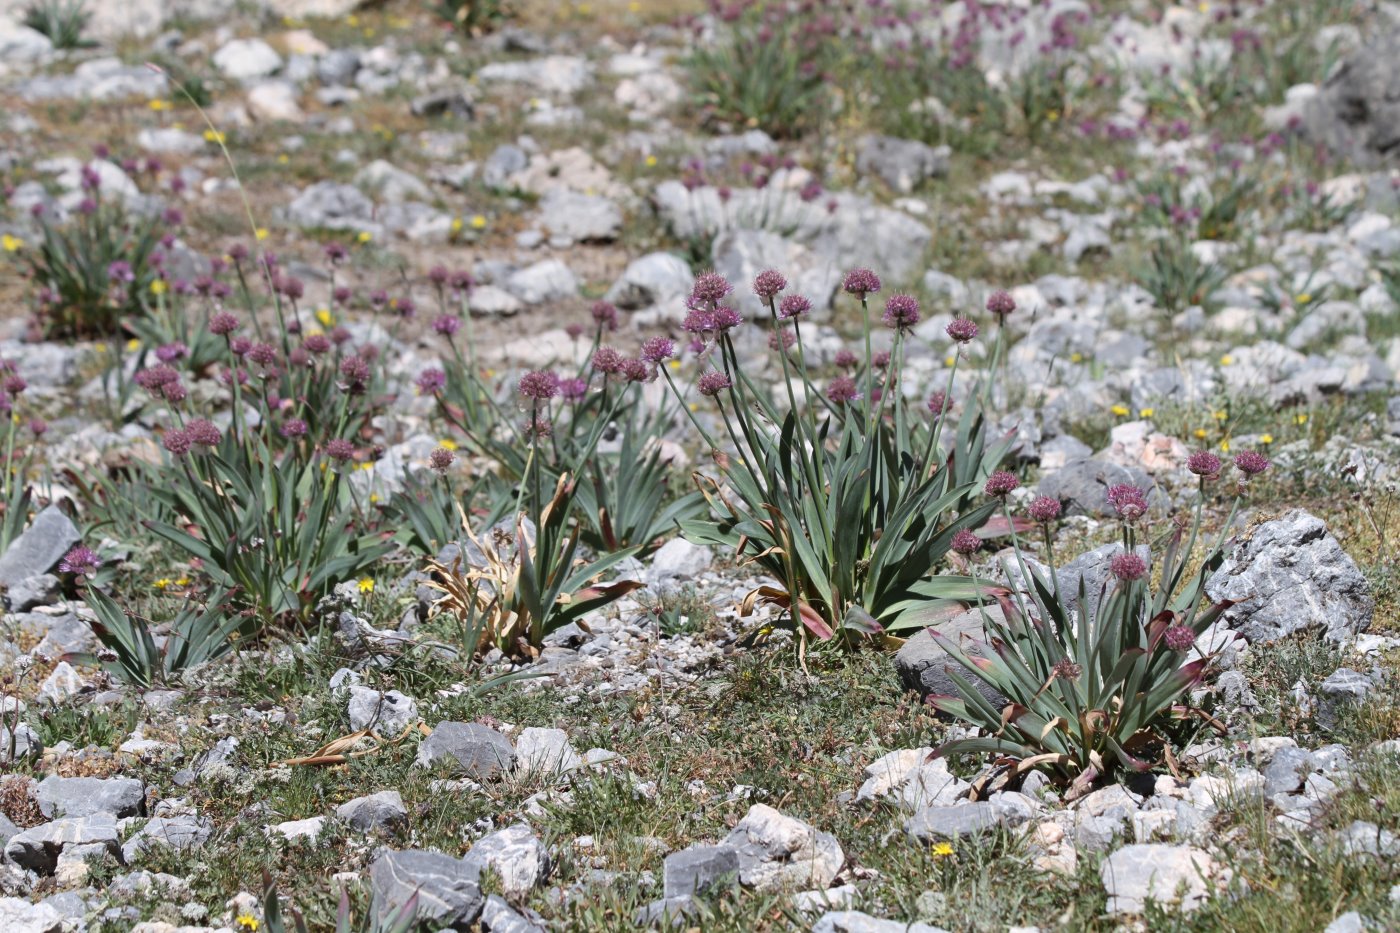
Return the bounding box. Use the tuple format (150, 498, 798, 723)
(1294, 413, 1308, 425)
(1212, 410, 1228, 421)
(357, 578, 375, 594)
(316, 308, 334, 327)
(1295, 292, 1311, 305)
(148, 99, 171, 111)
(1193, 428, 1208, 439)
(931, 842, 954, 858)
(470, 214, 487, 230)
(363, 26, 375, 38)
(175, 576, 190, 587)
(346, 13, 359, 25)
(235, 916, 260, 932)
(369, 493, 380, 503)
(150, 280, 167, 296)
(576, 2, 593, 14)
(357, 231, 372, 244)
(1220, 439, 1231, 452)
(629, 0, 640, 11)
(644, 154, 658, 167)
(1260, 433, 1273, 444)
(126, 338, 141, 351)
(255, 228, 270, 241)
(1219, 354, 1233, 366)
(1110, 404, 1130, 417)
(1138, 407, 1154, 418)
(1046, 109, 1060, 122)
(1069, 352, 1083, 363)
(153, 578, 172, 590)
(669, 359, 682, 371)
(439, 438, 459, 451)
(1, 234, 23, 252)
(277, 153, 289, 164)
(203, 129, 226, 144)
(451, 217, 463, 233)
(1197, 1, 1209, 12)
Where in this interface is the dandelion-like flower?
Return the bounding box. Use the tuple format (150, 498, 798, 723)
(697, 371, 732, 396)
(429, 447, 455, 474)
(58, 545, 100, 578)
(984, 470, 1020, 498)
(842, 268, 882, 296)
(778, 294, 812, 319)
(986, 289, 1016, 318)
(1028, 496, 1061, 523)
(1110, 552, 1148, 581)
(753, 269, 787, 300)
(518, 370, 561, 400)
(1233, 450, 1270, 476)
(950, 529, 982, 555)
(640, 336, 676, 364)
(1187, 450, 1222, 477)
(946, 317, 978, 343)
(1106, 484, 1149, 522)
(1163, 626, 1196, 652)
(882, 294, 921, 331)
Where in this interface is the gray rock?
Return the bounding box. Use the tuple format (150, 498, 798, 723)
(0, 723, 42, 763)
(213, 38, 283, 81)
(811, 911, 950, 933)
(483, 144, 529, 189)
(1204, 510, 1372, 643)
(121, 813, 212, 862)
(477, 56, 592, 95)
(1302, 26, 1400, 167)
(287, 181, 377, 233)
(347, 687, 419, 734)
(272, 816, 327, 842)
(648, 539, 713, 587)
(663, 844, 740, 899)
(480, 894, 547, 932)
(1324, 912, 1367, 933)
(335, 790, 407, 833)
(1338, 819, 1400, 858)
(537, 189, 621, 242)
(36, 776, 144, 820)
(354, 160, 431, 203)
(514, 727, 582, 777)
(893, 606, 1007, 706)
(463, 824, 549, 898)
(605, 252, 694, 311)
(855, 135, 950, 193)
(504, 260, 577, 304)
(1035, 458, 1158, 519)
(904, 802, 1002, 842)
(318, 49, 361, 86)
(722, 804, 843, 893)
(1101, 843, 1224, 915)
(1261, 747, 1315, 796)
(370, 849, 483, 927)
(39, 661, 86, 703)
(1320, 667, 1378, 702)
(0, 897, 63, 933)
(415, 722, 515, 779)
(710, 228, 842, 316)
(4, 573, 60, 611)
(634, 895, 701, 927)
(0, 505, 81, 588)
(5, 814, 121, 873)
(412, 89, 476, 119)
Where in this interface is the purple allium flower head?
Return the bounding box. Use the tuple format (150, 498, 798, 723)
(621, 358, 650, 382)
(247, 342, 278, 366)
(681, 308, 715, 334)
(339, 355, 370, 389)
(277, 276, 305, 301)
(429, 447, 455, 474)
(834, 349, 858, 369)
(1187, 449, 1222, 477)
(163, 429, 193, 457)
(927, 390, 951, 416)
(640, 336, 676, 364)
(1110, 552, 1148, 581)
(332, 286, 353, 305)
(1028, 496, 1062, 524)
(778, 294, 812, 319)
(1053, 658, 1083, 680)
(228, 243, 249, 263)
(162, 208, 184, 227)
(281, 418, 308, 438)
(135, 365, 180, 391)
(882, 294, 921, 330)
(58, 545, 100, 578)
(107, 260, 135, 283)
(565, 323, 585, 340)
(872, 350, 891, 370)
(842, 268, 881, 296)
(591, 300, 619, 331)
(229, 337, 252, 357)
(303, 334, 331, 354)
(210, 312, 240, 335)
(523, 415, 553, 440)
(29, 418, 47, 437)
(162, 380, 187, 402)
(518, 370, 561, 400)
(1107, 484, 1149, 522)
(1163, 626, 1196, 652)
(185, 418, 222, 447)
(288, 347, 309, 368)
(369, 289, 389, 310)
(428, 265, 449, 286)
(697, 371, 732, 396)
(324, 242, 348, 264)
(417, 368, 446, 395)
(768, 329, 796, 353)
(753, 269, 787, 301)
(946, 317, 979, 343)
(433, 314, 462, 337)
(1233, 450, 1270, 476)
(984, 470, 1020, 497)
(986, 289, 1016, 318)
(393, 297, 416, 319)
(330, 326, 352, 345)
(450, 270, 475, 293)
(827, 376, 858, 404)
(325, 439, 356, 461)
(560, 377, 588, 400)
(2, 375, 26, 396)
(690, 271, 733, 306)
(155, 342, 188, 363)
(592, 347, 625, 374)
(711, 306, 743, 331)
(950, 529, 983, 555)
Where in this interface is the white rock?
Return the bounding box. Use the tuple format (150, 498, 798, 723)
(213, 38, 283, 81)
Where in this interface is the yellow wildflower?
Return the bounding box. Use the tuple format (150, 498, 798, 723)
(1294, 413, 1308, 425)
(153, 578, 172, 590)
(148, 99, 172, 111)
(1212, 410, 1228, 421)
(126, 338, 141, 351)
(150, 280, 167, 296)
(1193, 428, 1208, 439)
(1219, 354, 1233, 366)
(277, 153, 289, 164)
(439, 438, 459, 451)
(471, 214, 487, 230)
(316, 309, 334, 327)
(235, 916, 260, 932)
(1110, 404, 1130, 417)
(644, 155, 658, 167)
(357, 231, 372, 244)
(357, 578, 375, 594)
(629, 0, 641, 10)
(2, 234, 23, 252)
(1295, 292, 1311, 305)
(1260, 433, 1273, 444)
(346, 14, 359, 25)
(451, 217, 464, 233)
(931, 842, 954, 858)
(944, 355, 955, 367)
(175, 577, 190, 587)
(1138, 407, 1154, 418)
(203, 129, 225, 144)
(1220, 439, 1231, 452)
(255, 228, 270, 241)
(1069, 352, 1083, 363)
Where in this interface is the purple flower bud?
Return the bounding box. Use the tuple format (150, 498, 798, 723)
(986, 289, 1016, 318)
(882, 294, 921, 331)
(690, 271, 733, 306)
(517, 370, 561, 400)
(753, 269, 788, 300)
(778, 294, 812, 319)
(984, 470, 1020, 497)
(417, 368, 446, 394)
(1110, 552, 1148, 581)
(560, 377, 588, 400)
(163, 429, 193, 457)
(946, 317, 978, 343)
(826, 376, 858, 404)
(1187, 450, 1221, 477)
(1106, 484, 1149, 522)
(1233, 450, 1270, 476)
(210, 312, 240, 335)
(697, 371, 732, 396)
(429, 447, 455, 474)
(842, 268, 881, 296)
(1163, 626, 1196, 652)
(281, 418, 308, 438)
(185, 418, 222, 447)
(592, 347, 625, 374)
(950, 529, 982, 555)
(58, 545, 100, 578)
(640, 336, 676, 364)
(325, 439, 356, 461)
(433, 315, 462, 337)
(591, 300, 619, 331)
(1028, 496, 1062, 523)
